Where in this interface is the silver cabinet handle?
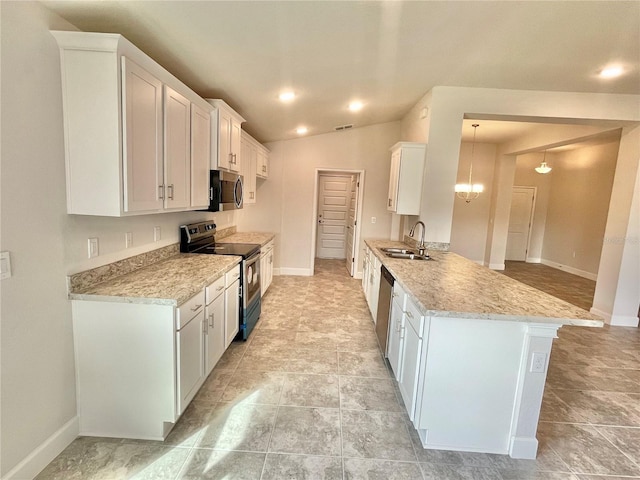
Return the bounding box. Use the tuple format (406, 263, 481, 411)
(392, 292, 398, 298)
(216, 286, 224, 292)
(191, 304, 203, 312)
(209, 312, 214, 328)
(168, 184, 174, 200)
(159, 185, 164, 199)
(406, 310, 414, 319)
(269, 256, 273, 265)
(229, 152, 234, 164)
(210, 187, 214, 200)
(250, 192, 255, 199)
(203, 317, 208, 334)
(388, 199, 392, 206)
(262, 165, 267, 172)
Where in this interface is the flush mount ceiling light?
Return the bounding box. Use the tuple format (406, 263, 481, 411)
(296, 126, 308, 135)
(348, 101, 363, 112)
(599, 65, 624, 79)
(455, 124, 484, 203)
(279, 91, 295, 102)
(535, 150, 552, 174)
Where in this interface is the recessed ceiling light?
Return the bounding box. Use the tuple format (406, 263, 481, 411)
(599, 65, 624, 78)
(296, 126, 308, 135)
(348, 101, 364, 112)
(279, 91, 295, 102)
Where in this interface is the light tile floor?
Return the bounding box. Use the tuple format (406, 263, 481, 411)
(36, 259, 640, 479)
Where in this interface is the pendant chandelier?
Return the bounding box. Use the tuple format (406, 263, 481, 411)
(535, 150, 552, 174)
(455, 123, 484, 203)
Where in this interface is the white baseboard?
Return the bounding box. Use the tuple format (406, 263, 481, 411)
(525, 257, 541, 263)
(2, 416, 79, 480)
(591, 307, 640, 327)
(278, 267, 313, 276)
(489, 263, 505, 270)
(540, 259, 597, 281)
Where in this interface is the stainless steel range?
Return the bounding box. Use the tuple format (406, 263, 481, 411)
(180, 221, 261, 340)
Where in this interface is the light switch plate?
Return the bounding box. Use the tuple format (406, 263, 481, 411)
(125, 232, 133, 248)
(153, 226, 161, 242)
(1, 251, 12, 279)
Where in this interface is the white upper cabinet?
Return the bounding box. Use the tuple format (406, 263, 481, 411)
(122, 58, 164, 213)
(190, 103, 211, 209)
(256, 145, 269, 179)
(51, 31, 213, 216)
(387, 142, 427, 215)
(206, 99, 245, 173)
(240, 132, 257, 204)
(164, 86, 191, 210)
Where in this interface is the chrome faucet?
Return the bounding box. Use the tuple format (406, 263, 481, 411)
(409, 221, 427, 256)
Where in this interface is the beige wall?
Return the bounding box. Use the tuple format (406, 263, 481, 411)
(238, 122, 401, 275)
(450, 142, 496, 263)
(542, 141, 620, 276)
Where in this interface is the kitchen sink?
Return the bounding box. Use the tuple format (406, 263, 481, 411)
(381, 247, 415, 254)
(385, 252, 432, 261)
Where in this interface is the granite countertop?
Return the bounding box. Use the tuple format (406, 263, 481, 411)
(219, 232, 275, 247)
(69, 254, 240, 306)
(365, 239, 603, 327)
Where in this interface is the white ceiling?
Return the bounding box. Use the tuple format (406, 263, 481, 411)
(41, 1, 640, 143)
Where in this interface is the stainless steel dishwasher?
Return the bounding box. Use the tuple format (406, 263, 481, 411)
(375, 265, 395, 356)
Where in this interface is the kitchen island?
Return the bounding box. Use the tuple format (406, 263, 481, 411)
(365, 239, 602, 459)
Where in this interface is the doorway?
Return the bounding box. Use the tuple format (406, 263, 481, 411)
(505, 186, 536, 261)
(311, 169, 364, 277)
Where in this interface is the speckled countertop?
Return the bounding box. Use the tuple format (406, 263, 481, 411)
(69, 254, 240, 306)
(366, 239, 603, 327)
(219, 232, 275, 247)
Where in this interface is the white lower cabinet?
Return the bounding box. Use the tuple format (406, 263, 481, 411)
(225, 265, 241, 348)
(205, 276, 226, 375)
(176, 291, 205, 414)
(71, 263, 241, 440)
(397, 296, 425, 421)
(362, 245, 381, 320)
(387, 283, 406, 379)
(261, 240, 275, 296)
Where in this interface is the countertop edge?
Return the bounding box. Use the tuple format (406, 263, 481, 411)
(364, 239, 604, 328)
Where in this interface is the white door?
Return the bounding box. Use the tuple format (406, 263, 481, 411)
(345, 175, 359, 275)
(506, 187, 536, 261)
(316, 174, 351, 259)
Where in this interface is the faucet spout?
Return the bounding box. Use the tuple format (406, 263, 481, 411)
(409, 221, 427, 255)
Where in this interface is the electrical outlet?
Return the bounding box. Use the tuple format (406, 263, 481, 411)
(1, 251, 12, 279)
(530, 352, 547, 373)
(572, 251, 576, 258)
(153, 226, 161, 242)
(88, 238, 99, 258)
(371, 217, 377, 224)
(125, 232, 133, 248)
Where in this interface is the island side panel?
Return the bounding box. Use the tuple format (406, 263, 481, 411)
(72, 301, 176, 440)
(415, 316, 528, 454)
(508, 323, 560, 459)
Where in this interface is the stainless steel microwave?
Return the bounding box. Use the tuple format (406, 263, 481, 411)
(208, 170, 243, 211)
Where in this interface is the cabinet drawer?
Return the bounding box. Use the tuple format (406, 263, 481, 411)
(405, 296, 424, 338)
(177, 290, 205, 329)
(225, 264, 241, 287)
(205, 275, 225, 305)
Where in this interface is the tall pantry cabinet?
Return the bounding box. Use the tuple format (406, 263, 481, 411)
(52, 31, 212, 216)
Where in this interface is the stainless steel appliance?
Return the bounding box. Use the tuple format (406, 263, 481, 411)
(207, 170, 243, 211)
(180, 221, 260, 340)
(376, 265, 395, 355)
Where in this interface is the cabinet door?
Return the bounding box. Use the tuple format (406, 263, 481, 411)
(177, 312, 205, 414)
(229, 118, 242, 173)
(122, 57, 164, 213)
(205, 292, 225, 374)
(399, 322, 422, 420)
(257, 148, 269, 178)
(267, 250, 274, 292)
(387, 149, 401, 212)
(224, 279, 240, 348)
(191, 103, 211, 209)
(217, 108, 232, 170)
(241, 136, 256, 204)
(164, 86, 191, 210)
(387, 299, 404, 381)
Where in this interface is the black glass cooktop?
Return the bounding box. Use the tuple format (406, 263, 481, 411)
(200, 243, 260, 258)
